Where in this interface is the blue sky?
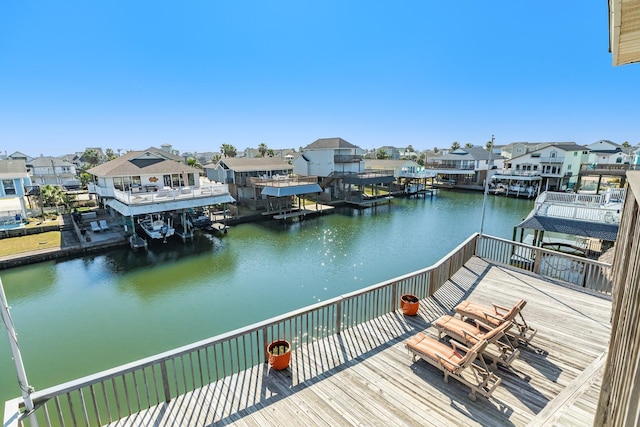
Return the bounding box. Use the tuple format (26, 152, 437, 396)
(0, 1, 637, 157)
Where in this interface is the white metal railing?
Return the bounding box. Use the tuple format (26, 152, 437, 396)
(532, 190, 626, 224)
(4, 233, 613, 426)
(88, 184, 231, 205)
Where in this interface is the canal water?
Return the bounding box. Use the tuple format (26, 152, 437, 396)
(0, 191, 533, 406)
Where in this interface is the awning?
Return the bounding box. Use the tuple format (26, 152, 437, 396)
(260, 184, 322, 197)
(516, 215, 618, 241)
(106, 193, 236, 217)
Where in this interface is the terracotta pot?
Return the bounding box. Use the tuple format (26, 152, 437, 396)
(401, 294, 420, 316)
(267, 339, 291, 371)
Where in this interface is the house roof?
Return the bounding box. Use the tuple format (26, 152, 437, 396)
(509, 143, 588, 162)
(305, 137, 357, 150)
(29, 156, 75, 167)
(439, 147, 494, 161)
(609, 0, 640, 66)
(87, 150, 198, 177)
(217, 157, 293, 172)
(0, 159, 28, 176)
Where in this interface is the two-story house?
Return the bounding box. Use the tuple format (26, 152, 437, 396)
(577, 140, 635, 192)
(428, 146, 503, 189)
(87, 147, 234, 239)
(500, 143, 588, 192)
(0, 159, 32, 225)
(27, 156, 78, 187)
(203, 157, 321, 213)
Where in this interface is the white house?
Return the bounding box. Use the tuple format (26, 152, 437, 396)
(28, 156, 78, 187)
(292, 137, 364, 177)
(87, 147, 234, 220)
(502, 143, 588, 191)
(585, 140, 632, 165)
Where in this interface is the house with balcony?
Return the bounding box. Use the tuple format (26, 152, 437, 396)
(0, 159, 32, 226)
(27, 156, 78, 188)
(203, 157, 320, 214)
(498, 143, 587, 194)
(578, 140, 637, 193)
(426, 146, 503, 190)
(292, 138, 394, 203)
(87, 148, 234, 238)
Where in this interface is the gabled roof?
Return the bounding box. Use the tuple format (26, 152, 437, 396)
(509, 143, 588, 162)
(29, 156, 75, 167)
(217, 157, 293, 172)
(305, 137, 357, 150)
(8, 151, 31, 160)
(0, 159, 28, 176)
(439, 147, 494, 161)
(87, 150, 198, 177)
(587, 140, 631, 154)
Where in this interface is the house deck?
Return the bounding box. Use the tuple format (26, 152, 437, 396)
(107, 257, 611, 426)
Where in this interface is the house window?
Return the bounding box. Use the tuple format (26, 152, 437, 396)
(616, 157, 623, 163)
(2, 179, 16, 195)
(567, 165, 572, 170)
(533, 165, 538, 171)
(574, 152, 578, 156)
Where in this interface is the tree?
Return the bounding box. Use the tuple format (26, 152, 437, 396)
(83, 149, 101, 166)
(464, 143, 473, 148)
(105, 148, 117, 161)
(187, 157, 202, 169)
(451, 142, 461, 150)
(376, 149, 390, 159)
(433, 147, 440, 153)
(267, 149, 275, 157)
(622, 141, 632, 148)
(79, 172, 93, 188)
(258, 143, 268, 157)
(220, 144, 237, 158)
(406, 144, 415, 152)
(40, 184, 64, 207)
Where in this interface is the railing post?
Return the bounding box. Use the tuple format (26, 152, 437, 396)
(391, 282, 398, 313)
(262, 326, 269, 363)
(159, 361, 171, 403)
(532, 248, 542, 274)
(336, 300, 342, 335)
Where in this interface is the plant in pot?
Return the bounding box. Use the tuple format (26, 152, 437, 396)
(400, 294, 420, 316)
(267, 339, 291, 371)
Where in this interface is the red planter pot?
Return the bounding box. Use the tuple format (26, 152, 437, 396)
(401, 294, 420, 316)
(267, 339, 291, 371)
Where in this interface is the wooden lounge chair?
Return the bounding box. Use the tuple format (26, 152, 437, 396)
(99, 220, 110, 231)
(433, 315, 520, 369)
(406, 333, 501, 400)
(454, 298, 537, 345)
(90, 221, 101, 232)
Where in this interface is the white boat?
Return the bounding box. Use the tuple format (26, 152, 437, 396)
(138, 215, 175, 240)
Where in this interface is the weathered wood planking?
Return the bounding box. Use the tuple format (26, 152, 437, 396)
(107, 257, 611, 427)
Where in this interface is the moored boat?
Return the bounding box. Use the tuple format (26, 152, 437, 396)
(138, 214, 175, 240)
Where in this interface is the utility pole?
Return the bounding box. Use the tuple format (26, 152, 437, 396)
(0, 278, 37, 420)
(480, 135, 495, 237)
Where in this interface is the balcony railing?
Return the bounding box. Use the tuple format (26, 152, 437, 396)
(532, 190, 626, 224)
(334, 155, 362, 163)
(539, 156, 564, 163)
(4, 233, 613, 426)
(88, 184, 231, 205)
(579, 163, 640, 172)
(247, 175, 319, 187)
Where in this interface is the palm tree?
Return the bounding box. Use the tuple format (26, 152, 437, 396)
(105, 148, 117, 161)
(464, 143, 473, 148)
(622, 141, 632, 148)
(258, 143, 268, 157)
(267, 149, 275, 157)
(187, 157, 202, 169)
(451, 142, 461, 150)
(376, 149, 390, 159)
(82, 149, 101, 166)
(221, 144, 237, 158)
(40, 184, 64, 208)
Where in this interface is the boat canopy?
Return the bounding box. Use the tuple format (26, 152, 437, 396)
(260, 184, 322, 197)
(517, 216, 618, 241)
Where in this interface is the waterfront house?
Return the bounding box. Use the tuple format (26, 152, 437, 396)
(426, 146, 503, 190)
(27, 156, 78, 187)
(87, 147, 234, 237)
(6, 151, 32, 163)
(578, 140, 636, 192)
(500, 142, 588, 192)
(0, 159, 31, 225)
(203, 157, 320, 213)
(365, 159, 436, 195)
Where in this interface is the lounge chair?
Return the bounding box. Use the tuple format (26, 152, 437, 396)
(406, 333, 501, 400)
(90, 221, 101, 232)
(99, 220, 110, 231)
(454, 299, 537, 345)
(433, 315, 520, 369)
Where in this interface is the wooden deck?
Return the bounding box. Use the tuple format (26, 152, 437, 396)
(107, 257, 612, 426)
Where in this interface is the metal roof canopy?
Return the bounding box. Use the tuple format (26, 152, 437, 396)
(516, 215, 619, 241)
(106, 194, 236, 217)
(260, 184, 322, 197)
